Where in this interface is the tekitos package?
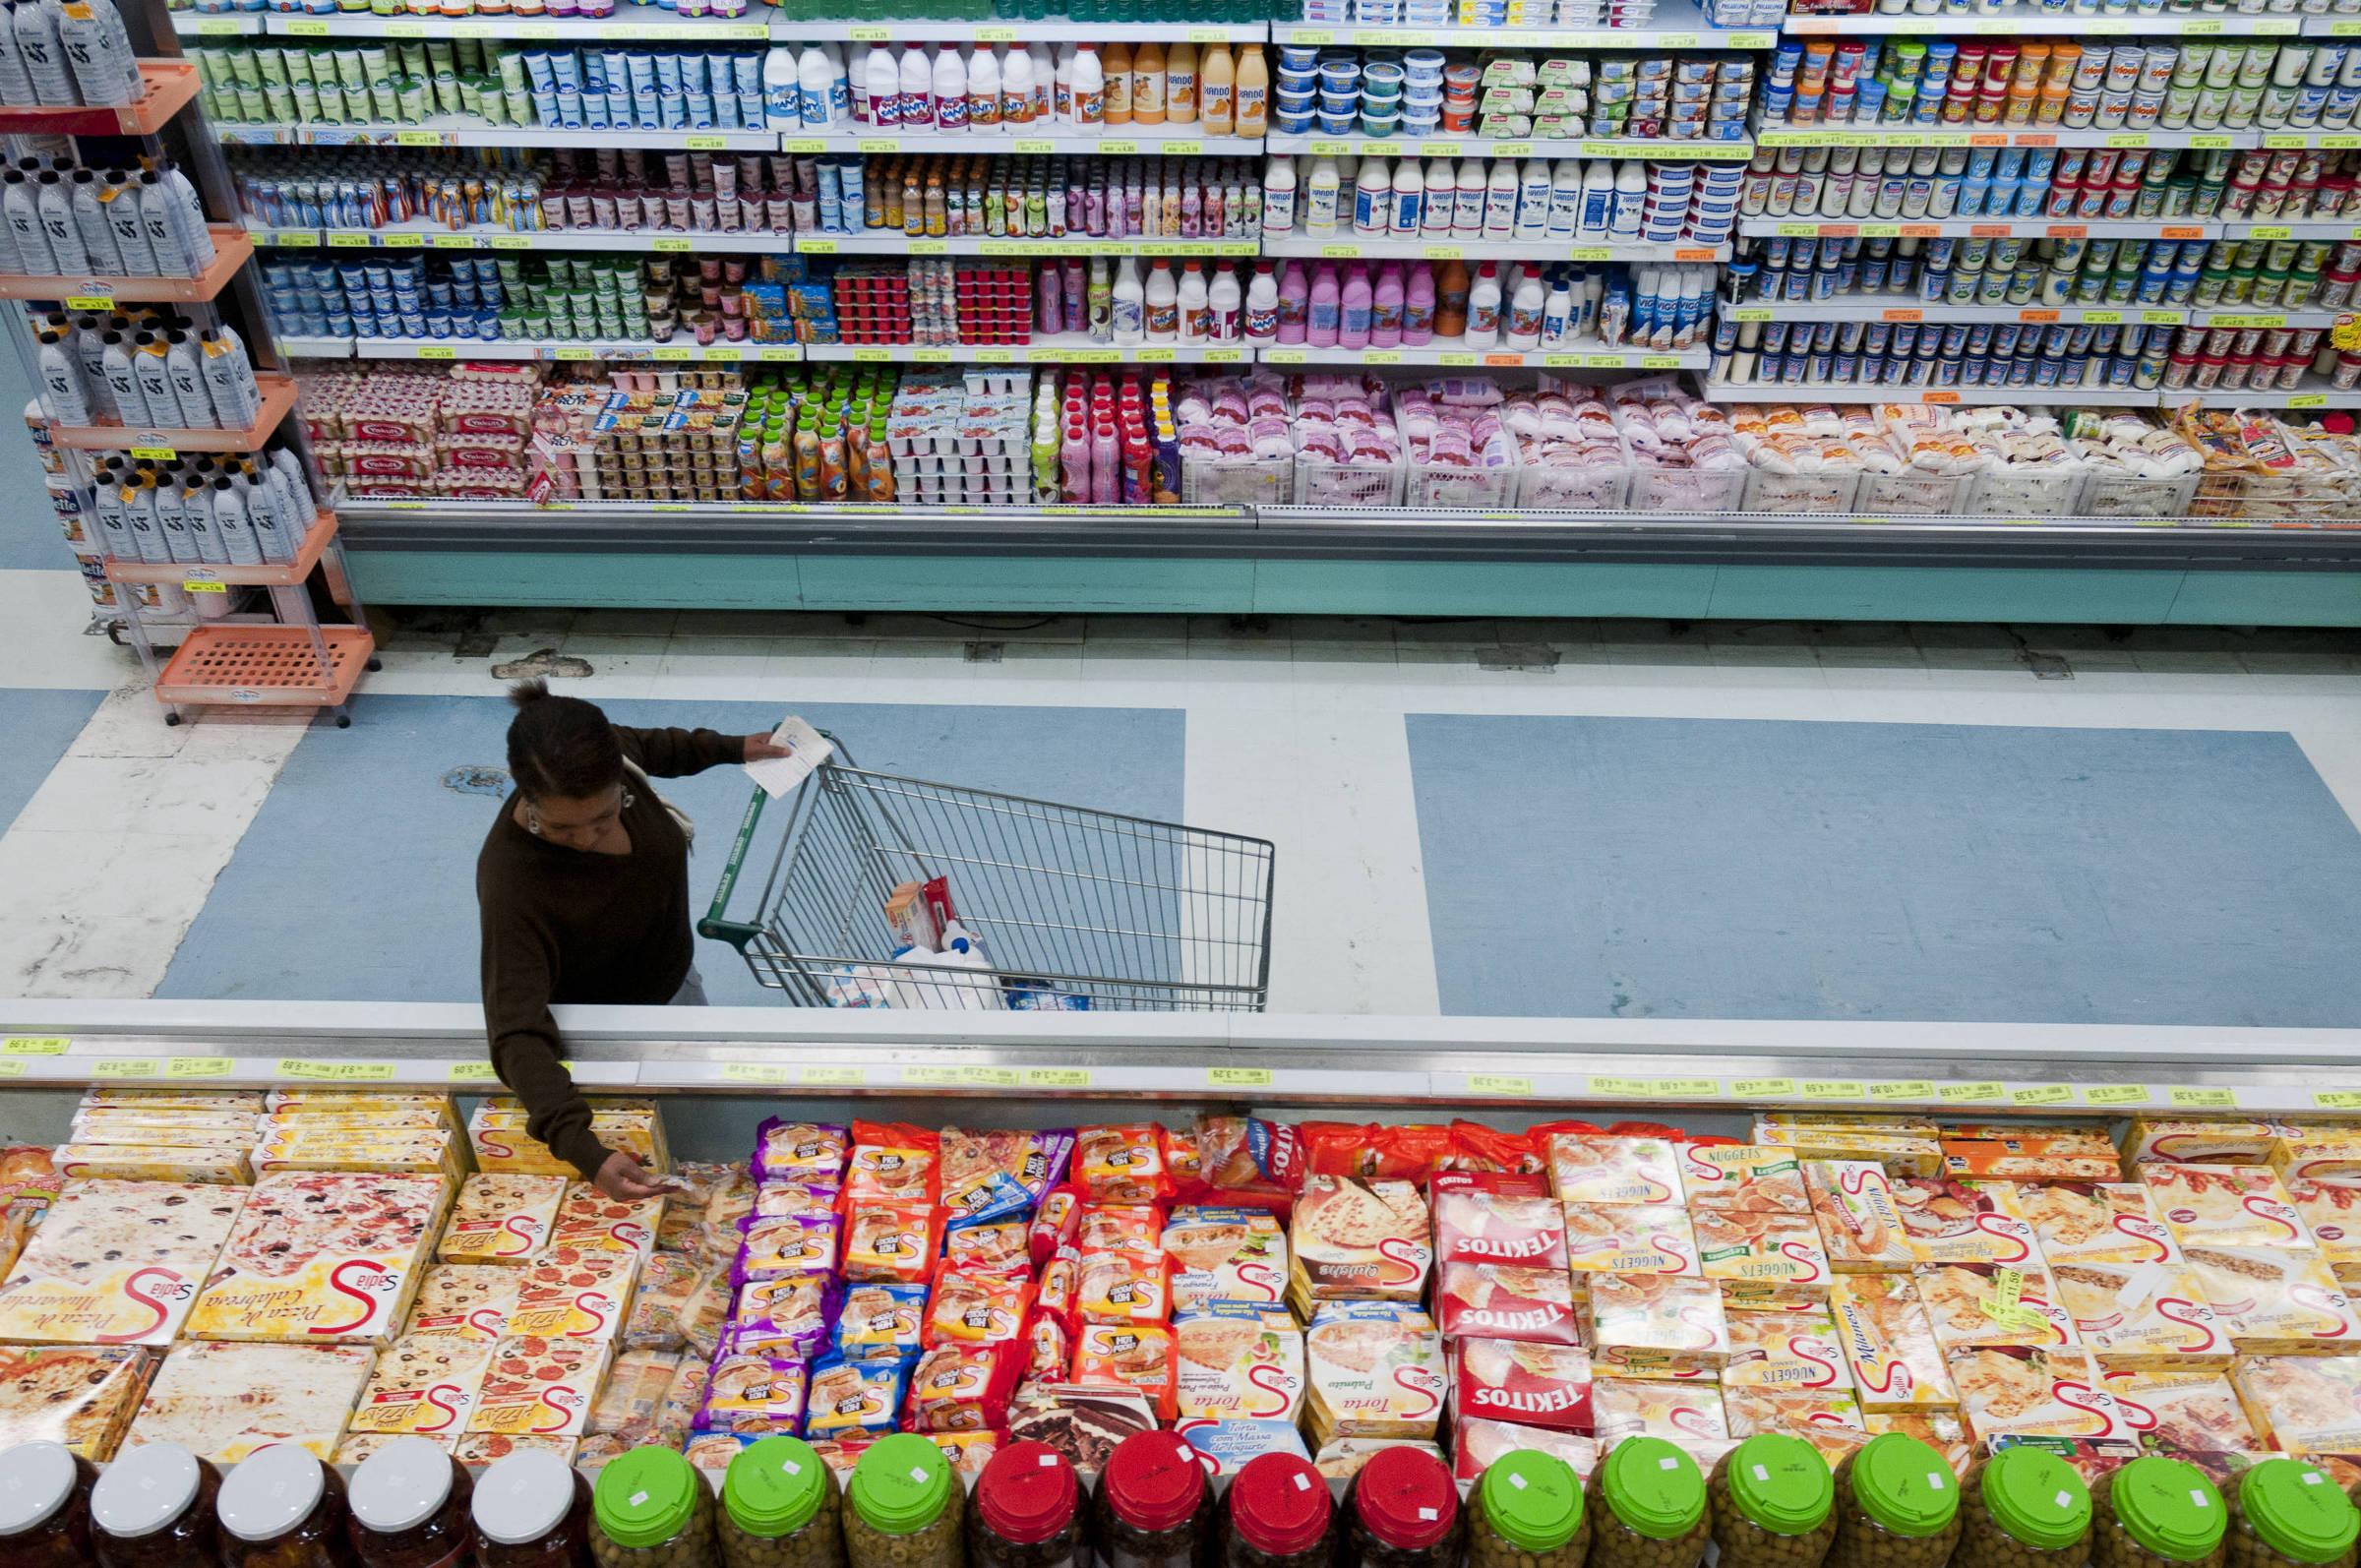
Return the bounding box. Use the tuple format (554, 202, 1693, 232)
(1433, 1264, 1582, 1346)
(1430, 1176, 1569, 1271)
(1291, 1176, 1432, 1303)
(1173, 1304, 1304, 1422)
(1827, 1275, 1958, 1412)
(1449, 1337, 1595, 1433)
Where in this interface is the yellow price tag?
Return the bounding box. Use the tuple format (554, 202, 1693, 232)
(1011, 139, 1054, 154)
(1, 1038, 67, 1055)
(805, 1065, 864, 1085)
(1869, 1080, 1936, 1102)
(2082, 310, 2123, 325)
(2084, 1084, 2149, 1105)
(2249, 226, 2293, 241)
(1163, 141, 1205, 156)
(2012, 1084, 2075, 1106)
(1732, 1077, 1797, 1098)
(721, 1062, 792, 1085)
(0, 1061, 22, 1078)
(91, 1059, 156, 1078)
(394, 129, 440, 147)
(1801, 1080, 1865, 1100)
(552, 346, 592, 360)
(285, 17, 328, 32)
(650, 236, 692, 253)
(183, 579, 229, 593)
(128, 446, 176, 460)
(2167, 1086, 2239, 1110)
(197, 17, 241, 32)
(1570, 246, 1612, 262)
(1319, 243, 1359, 259)
(684, 135, 726, 151)
(64, 294, 112, 312)
(2316, 1091, 2361, 1110)
(974, 26, 1016, 39)
(1423, 245, 1463, 260)
(904, 1066, 963, 1086)
(1209, 1067, 1273, 1088)
(449, 1061, 500, 1082)
(1592, 1077, 1720, 1098)
(962, 1066, 1022, 1087)
(1026, 1068, 1092, 1088)
(1363, 349, 1402, 364)
(1100, 141, 1139, 155)
(328, 232, 371, 248)
(415, 345, 455, 360)
(846, 24, 888, 38)
(1939, 1081, 2006, 1103)
(857, 138, 900, 153)
(490, 235, 531, 249)
(1264, 348, 1306, 363)
(799, 238, 837, 254)
(275, 1058, 394, 1080)
(1202, 347, 1245, 363)
(2289, 392, 2329, 408)
(167, 1057, 234, 1078)
(1435, 351, 1474, 365)
(429, 234, 473, 251)
(1469, 1074, 1534, 1097)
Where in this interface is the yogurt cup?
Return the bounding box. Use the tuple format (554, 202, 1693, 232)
(1316, 103, 1358, 131)
(1362, 105, 1401, 133)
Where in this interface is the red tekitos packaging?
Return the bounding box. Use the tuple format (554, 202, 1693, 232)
(1430, 1173, 1571, 1270)
(1449, 1338, 1596, 1433)
(1433, 1263, 1582, 1346)
(1029, 1187, 1082, 1266)
(904, 1339, 1022, 1432)
(1075, 1126, 1176, 1203)
(1449, 1121, 1544, 1176)
(847, 1122, 940, 1205)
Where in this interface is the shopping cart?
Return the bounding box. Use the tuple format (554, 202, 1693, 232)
(699, 733, 1276, 1012)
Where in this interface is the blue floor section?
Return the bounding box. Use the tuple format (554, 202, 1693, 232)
(0, 690, 102, 833)
(159, 694, 1186, 1006)
(1407, 714, 2361, 1027)
(0, 347, 68, 572)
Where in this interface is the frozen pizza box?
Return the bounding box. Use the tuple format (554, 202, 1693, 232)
(1938, 1123, 2117, 1157)
(1173, 1303, 1303, 1423)
(2124, 1118, 2281, 1169)
(1676, 1144, 1811, 1215)
(546, 1182, 663, 1261)
(0, 1179, 246, 1347)
(1302, 1301, 1446, 1439)
(2103, 1366, 2260, 1458)
(454, 1432, 578, 1466)
(467, 1334, 612, 1438)
(471, 1105, 666, 1177)
(1723, 1388, 1869, 1467)
(1586, 1271, 1730, 1376)
(2285, 1181, 2361, 1270)
(250, 1129, 460, 1180)
(2013, 1183, 2179, 1268)
(1431, 1176, 1569, 1272)
(1448, 1336, 1593, 1433)
(2182, 1247, 2361, 1354)
(2231, 1355, 2361, 1455)
(1290, 1176, 1431, 1303)
(51, 1146, 253, 1186)
(1888, 1177, 2039, 1267)
(2141, 1166, 2312, 1251)
(1947, 1345, 2132, 1444)
(439, 1174, 569, 1266)
(1163, 1206, 1287, 1312)
(122, 1341, 375, 1462)
(1805, 1161, 1916, 1274)
(1914, 1263, 2078, 1352)
(0, 1345, 153, 1459)
(507, 1247, 639, 1342)
(1451, 1417, 1597, 1482)
(1545, 1135, 1682, 1206)
(1828, 1275, 1958, 1412)
(1723, 1306, 1853, 1393)
(2049, 1259, 2228, 1366)
(404, 1264, 521, 1343)
(1692, 1208, 1831, 1298)
(185, 1171, 446, 1345)
(1757, 1114, 1941, 1138)
(1863, 1409, 1974, 1478)
(1591, 1376, 1734, 1466)
(1561, 1203, 1699, 1281)
(344, 1333, 495, 1441)
(1433, 1263, 1581, 1346)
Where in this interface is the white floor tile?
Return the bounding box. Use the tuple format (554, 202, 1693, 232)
(0, 571, 143, 691)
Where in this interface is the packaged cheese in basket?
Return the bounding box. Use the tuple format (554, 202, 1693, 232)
(404, 1263, 521, 1342)
(1302, 1301, 1446, 1440)
(1804, 1161, 1916, 1273)
(1585, 1271, 1730, 1376)
(1173, 1304, 1304, 1423)
(1545, 1134, 1682, 1205)
(439, 1174, 568, 1265)
(1676, 1144, 1812, 1214)
(2103, 1366, 2259, 1457)
(0, 1345, 153, 1459)
(1163, 1206, 1287, 1310)
(1448, 1336, 1594, 1434)
(1723, 1307, 1853, 1392)
(123, 1341, 376, 1462)
(1561, 1202, 1700, 1281)
(1914, 1263, 2078, 1351)
(2141, 1165, 2313, 1250)
(2048, 1259, 2227, 1365)
(1591, 1376, 1733, 1465)
(0, 1178, 246, 1346)
(1828, 1275, 1957, 1411)
(1430, 1175, 1569, 1270)
(1290, 1176, 1431, 1303)
(468, 1334, 612, 1438)
(2182, 1247, 2361, 1353)
(185, 1171, 445, 1345)
(2231, 1355, 2361, 1455)
(1433, 1264, 1581, 1346)
(344, 1334, 495, 1441)
(1947, 1345, 2131, 1443)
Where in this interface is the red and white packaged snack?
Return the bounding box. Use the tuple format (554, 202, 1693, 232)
(1035, 1249, 1079, 1324)
(1077, 1205, 1166, 1255)
(1433, 1265, 1582, 1346)
(1029, 1187, 1082, 1267)
(1449, 1338, 1595, 1434)
(846, 1122, 939, 1206)
(1431, 1175, 1570, 1271)
(1452, 1417, 1598, 1482)
(904, 1340, 1022, 1433)
(1196, 1116, 1303, 1215)
(943, 1221, 1030, 1276)
(1075, 1125, 1175, 1203)
(842, 1202, 947, 1284)
(924, 1269, 1032, 1349)
(1078, 1247, 1174, 1325)
(1023, 1309, 1071, 1383)
(1164, 1127, 1207, 1204)
(1072, 1322, 1180, 1420)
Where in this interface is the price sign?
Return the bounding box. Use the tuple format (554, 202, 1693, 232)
(64, 294, 112, 312)
(857, 138, 899, 153)
(1202, 347, 1245, 363)
(904, 1066, 963, 1086)
(1591, 1076, 1720, 1098)
(1101, 141, 1139, 155)
(1570, 246, 1612, 262)
(1363, 349, 1402, 364)
(1869, 1080, 1936, 1102)
(1732, 1078, 1797, 1098)
(2316, 1091, 2361, 1110)
(1435, 352, 1475, 366)
(91, 1059, 156, 1078)
(285, 16, 328, 31)
(129, 446, 176, 460)
(1163, 141, 1205, 156)
(1209, 1067, 1273, 1088)
(449, 1061, 500, 1082)
(167, 1057, 234, 1077)
(2085, 1084, 2150, 1106)
(1011, 140, 1054, 154)
(1418, 142, 1463, 157)
(1468, 1074, 1534, 1097)
(805, 1066, 864, 1085)
(651, 236, 692, 253)
(2167, 1086, 2239, 1110)
(2083, 310, 2123, 325)
(2290, 392, 2330, 407)
(1, 1038, 67, 1055)
(2249, 226, 2293, 241)
(275, 1058, 395, 1080)
(1026, 1068, 1091, 1088)
(651, 346, 694, 361)
(551, 346, 591, 360)
(1319, 243, 1359, 259)
(1800, 1080, 1865, 1101)
(798, 238, 837, 254)
(1921, 390, 1959, 403)
(414, 345, 455, 360)
(1423, 245, 1463, 260)
(394, 129, 440, 147)
(909, 239, 947, 255)
(1939, 1082, 2006, 1102)
(490, 235, 531, 249)
(961, 1066, 1021, 1087)
(721, 1062, 792, 1085)
(684, 136, 725, 151)
(1265, 348, 1307, 363)
(328, 232, 371, 248)
(2012, 1084, 2076, 1106)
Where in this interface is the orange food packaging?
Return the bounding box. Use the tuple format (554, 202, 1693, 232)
(1072, 1321, 1180, 1419)
(846, 1121, 940, 1205)
(1074, 1123, 1177, 1202)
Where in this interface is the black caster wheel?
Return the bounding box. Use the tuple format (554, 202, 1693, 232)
(164, 713, 182, 727)
(366, 657, 383, 671)
(335, 715, 351, 728)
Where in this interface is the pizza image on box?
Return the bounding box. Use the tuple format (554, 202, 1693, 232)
(507, 1249, 638, 1342)
(0, 1344, 155, 1459)
(122, 1341, 376, 1463)
(468, 1334, 611, 1437)
(0, 1179, 246, 1347)
(345, 1334, 494, 1438)
(439, 1175, 567, 1265)
(546, 1182, 662, 1260)
(2015, 1183, 2178, 1267)
(403, 1265, 521, 1343)
(186, 1172, 445, 1345)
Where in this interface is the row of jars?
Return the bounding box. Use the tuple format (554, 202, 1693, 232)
(0, 1426, 2357, 1568)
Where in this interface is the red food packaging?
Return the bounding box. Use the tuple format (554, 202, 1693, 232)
(1075, 1125, 1176, 1202)
(1431, 1174, 1570, 1270)
(1077, 1204, 1165, 1255)
(1449, 1121, 1544, 1176)
(841, 1201, 946, 1283)
(1022, 1308, 1071, 1384)
(1196, 1116, 1303, 1217)
(943, 1220, 1031, 1276)
(1433, 1263, 1583, 1345)
(1029, 1187, 1082, 1266)
(1163, 1127, 1208, 1204)
(925, 1268, 1034, 1349)
(1035, 1247, 1081, 1326)
(1450, 1338, 1596, 1434)
(1300, 1121, 1462, 1183)
(1078, 1247, 1174, 1324)
(847, 1121, 940, 1205)
(905, 1340, 1022, 1433)
(1072, 1322, 1180, 1420)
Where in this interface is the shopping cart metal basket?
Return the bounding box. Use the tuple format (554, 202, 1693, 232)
(699, 734, 1276, 1012)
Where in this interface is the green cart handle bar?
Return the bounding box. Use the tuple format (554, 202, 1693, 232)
(697, 724, 845, 952)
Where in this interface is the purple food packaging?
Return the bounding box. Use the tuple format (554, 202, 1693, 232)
(733, 1210, 841, 1284)
(752, 1117, 851, 1185)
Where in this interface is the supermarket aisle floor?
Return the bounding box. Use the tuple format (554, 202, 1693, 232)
(0, 346, 68, 572)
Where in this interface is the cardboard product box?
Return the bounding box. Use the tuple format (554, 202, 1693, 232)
(2050, 1260, 2229, 1366)
(2184, 1248, 2361, 1354)
(1947, 1345, 2132, 1444)
(1545, 1135, 1683, 1206)
(1585, 1272, 1731, 1377)
(2123, 1119, 2282, 1170)
(2102, 1366, 2260, 1458)
(1676, 1144, 1812, 1215)
(2141, 1165, 2313, 1251)
(1693, 1208, 1832, 1300)
(1889, 1176, 2041, 1267)
(1914, 1262, 2079, 1352)
(2232, 1355, 2361, 1455)
(1805, 1160, 1917, 1273)
(1722, 1306, 1855, 1393)
(1828, 1275, 1958, 1412)
(1591, 1376, 1733, 1467)
(1561, 1203, 1700, 1282)
(2013, 1182, 2180, 1268)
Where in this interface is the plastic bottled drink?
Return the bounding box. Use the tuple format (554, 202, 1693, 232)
(897, 45, 930, 128)
(1404, 261, 1434, 343)
(167, 162, 216, 267)
(1466, 260, 1501, 347)
(35, 328, 87, 422)
(1307, 261, 1340, 345)
(1000, 43, 1032, 124)
(1102, 41, 1131, 123)
(861, 46, 896, 124)
(1391, 155, 1422, 233)
(133, 332, 183, 426)
(1143, 259, 1178, 340)
(1072, 43, 1102, 124)
(1490, 159, 1524, 240)
(99, 170, 151, 272)
(1262, 153, 1296, 232)
(1543, 272, 1572, 344)
(1177, 258, 1209, 338)
(100, 330, 146, 423)
(1111, 254, 1144, 342)
(1233, 44, 1265, 136)
(1371, 261, 1402, 346)
(122, 474, 163, 562)
(1025, 41, 1051, 121)
(1210, 261, 1242, 338)
(179, 475, 223, 566)
(212, 474, 260, 565)
(1165, 39, 1196, 123)
(202, 326, 260, 425)
(138, 173, 191, 275)
(67, 167, 116, 271)
(1052, 40, 1074, 121)
(933, 44, 967, 129)
(1130, 38, 1164, 123)
(57, 0, 137, 107)
(89, 464, 131, 557)
(14, 0, 75, 105)
(151, 468, 192, 562)
(165, 331, 214, 425)
(1339, 261, 1372, 347)
(1611, 159, 1646, 240)
(4, 168, 51, 271)
(967, 43, 999, 127)
(1304, 154, 1339, 232)
(34, 171, 85, 272)
(1448, 157, 1483, 239)
(1420, 157, 1453, 236)
(1274, 259, 1308, 342)
(1547, 159, 1582, 239)
(1579, 159, 1613, 240)
(1355, 156, 1390, 234)
(1506, 266, 1544, 347)
(0, 9, 36, 102)
(822, 43, 850, 119)
(1199, 43, 1232, 135)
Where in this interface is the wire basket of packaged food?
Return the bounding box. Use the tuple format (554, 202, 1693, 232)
(2060, 409, 2206, 518)
(1728, 404, 1871, 514)
(1955, 412, 2090, 517)
(1604, 378, 1752, 514)
(701, 730, 1276, 1013)
(1399, 381, 1521, 509)
(1290, 376, 1408, 507)
(2179, 405, 2361, 518)
(1496, 382, 1628, 511)
(1175, 374, 1297, 507)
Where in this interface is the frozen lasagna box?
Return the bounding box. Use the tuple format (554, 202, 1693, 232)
(1913, 1263, 2077, 1352)
(1173, 1304, 1303, 1423)
(1677, 1145, 1812, 1214)
(468, 1334, 613, 1438)
(344, 1334, 495, 1441)
(404, 1264, 522, 1343)
(2012, 1182, 2178, 1267)
(2141, 1165, 2312, 1250)
(439, 1175, 569, 1266)
(2286, 1180, 2361, 1272)
(2048, 1259, 2227, 1365)
(0, 1345, 153, 1459)
(1946, 1345, 2131, 1444)
(1828, 1275, 1957, 1411)
(2103, 1366, 2260, 1457)
(122, 1341, 376, 1462)
(1722, 1307, 1853, 1392)
(1585, 1271, 1730, 1376)
(1163, 1207, 1286, 1311)
(1545, 1135, 1682, 1206)
(1290, 1177, 1431, 1302)
(1804, 1161, 1916, 1274)
(2182, 1247, 2361, 1353)
(1890, 1178, 2038, 1267)
(1302, 1301, 1446, 1439)
(1560, 1203, 1700, 1281)
(1431, 1176, 1569, 1271)
(0, 1179, 246, 1346)
(2232, 1355, 2361, 1455)
(2124, 1117, 2281, 1168)
(2272, 1142, 2361, 1185)
(185, 1171, 445, 1345)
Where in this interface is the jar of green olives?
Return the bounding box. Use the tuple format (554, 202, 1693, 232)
(593, 1447, 717, 1568)
(218, 1444, 358, 1568)
(1825, 1433, 1960, 1568)
(721, 1437, 844, 1568)
(1588, 1437, 1709, 1568)
(2093, 1459, 2226, 1568)
(0, 1439, 99, 1568)
(1708, 1433, 1837, 1568)
(844, 1433, 963, 1568)
(1954, 1447, 2090, 1568)
(1468, 1450, 1589, 1568)
(92, 1443, 223, 1568)
(2225, 1459, 2359, 1568)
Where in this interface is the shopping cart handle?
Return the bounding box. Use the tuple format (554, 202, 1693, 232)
(698, 781, 772, 950)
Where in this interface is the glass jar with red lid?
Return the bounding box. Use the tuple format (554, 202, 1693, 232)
(1345, 1445, 1463, 1568)
(1220, 1454, 1332, 1568)
(969, 1441, 1085, 1568)
(1092, 1431, 1212, 1568)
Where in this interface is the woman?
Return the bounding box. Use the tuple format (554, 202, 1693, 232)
(479, 680, 794, 1199)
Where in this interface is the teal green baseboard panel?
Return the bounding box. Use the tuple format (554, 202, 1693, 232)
(346, 549, 2361, 626)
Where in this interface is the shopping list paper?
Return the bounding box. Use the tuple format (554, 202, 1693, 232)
(744, 716, 833, 798)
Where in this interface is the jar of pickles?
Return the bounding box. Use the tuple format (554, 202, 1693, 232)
(1468, 1450, 1588, 1568)
(1826, 1434, 1959, 1568)
(1708, 1433, 1836, 1568)
(1221, 1454, 1332, 1568)
(2093, 1459, 2227, 1568)
(1094, 1432, 1208, 1568)
(1589, 1436, 1709, 1568)
(844, 1433, 963, 1568)
(968, 1441, 1081, 1568)
(1955, 1446, 2091, 1568)
(0, 1439, 98, 1568)
(474, 1450, 596, 1568)
(2226, 1459, 2358, 1568)
(721, 1436, 844, 1568)
(91, 1443, 223, 1568)
(1346, 1445, 1463, 1568)
(592, 1448, 717, 1568)
(349, 1436, 474, 1568)
(218, 1444, 358, 1568)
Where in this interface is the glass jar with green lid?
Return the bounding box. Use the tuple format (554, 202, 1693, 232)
(720, 1437, 843, 1568)
(843, 1433, 964, 1568)
(1707, 1433, 1838, 1568)
(1825, 1432, 1961, 1568)
(1586, 1437, 1710, 1568)
(1468, 1450, 1589, 1568)
(591, 1445, 716, 1568)
(1955, 1447, 2091, 1568)
(2093, 1457, 2226, 1568)
(2225, 1459, 2359, 1568)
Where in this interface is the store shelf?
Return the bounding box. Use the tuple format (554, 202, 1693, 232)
(2170, 383, 2361, 406)
(172, 9, 266, 32)
(1729, 298, 2347, 327)
(1739, 216, 2220, 239)
(779, 129, 1261, 154)
(336, 334, 800, 361)
(778, 18, 1274, 38)
(1261, 234, 1728, 260)
(253, 224, 800, 254)
(0, 230, 254, 303)
(153, 624, 373, 708)
(104, 510, 338, 587)
(1275, 0, 1776, 46)
(1783, 7, 2303, 32)
(806, 336, 1252, 362)
(1266, 131, 1753, 158)
(1703, 378, 2172, 401)
(1755, 124, 2361, 150)
(47, 374, 299, 451)
(213, 119, 780, 150)
(795, 231, 1263, 255)
(1263, 340, 1707, 367)
(0, 60, 202, 138)
(234, 1, 770, 36)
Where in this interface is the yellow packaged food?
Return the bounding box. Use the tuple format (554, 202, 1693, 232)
(404, 1263, 521, 1342)
(1291, 1176, 1431, 1302)
(1173, 1305, 1303, 1422)
(1302, 1301, 1446, 1439)
(1722, 1387, 1869, 1467)
(2101, 1366, 2258, 1456)
(2013, 1182, 2179, 1267)
(1913, 1263, 2078, 1351)
(1675, 1145, 1812, 1214)
(2183, 1247, 2361, 1353)
(121, 1341, 375, 1462)
(1940, 1138, 2121, 1182)
(184, 1170, 445, 1345)
(0, 1345, 153, 1460)
(439, 1174, 569, 1265)
(467, 1334, 612, 1438)
(1805, 1160, 1917, 1274)
(1692, 1208, 1832, 1298)
(2049, 1259, 2228, 1366)
(545, 1181, 663, 1260)
(2231, 1355, 2361, 1454)
(1946, 1345, 2131, 1443)
(2275, 1142, 2361, 1185)
(1890, 1176, 2040, 1266)
(1828, 1275, 1958, 1412)
(1545, 1135, 1682, 1206)
(2123, 1118, 2282, 1169)
(2284, 1180, 2361, 1270)
(1722, 1306, 1853, 1393)
(508, 1247, 639, 1342)
(1938, 1123, 2117, 1156)
(344, 1333, 494, 1440)
(50, 1145, 253, 1185)
(1590, 1376, 1732, 1466)
(250, 1130, 461, 1180)
(0, 1179, 247, 1347)
(1585, 1271, 1730, 1377)
(1560, 1202, 1700, 1279)
(1749, 1126, 1943, 1180)
(1757, 1115, 1941, 1138)
(2141, 1165, 2312, 1250)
